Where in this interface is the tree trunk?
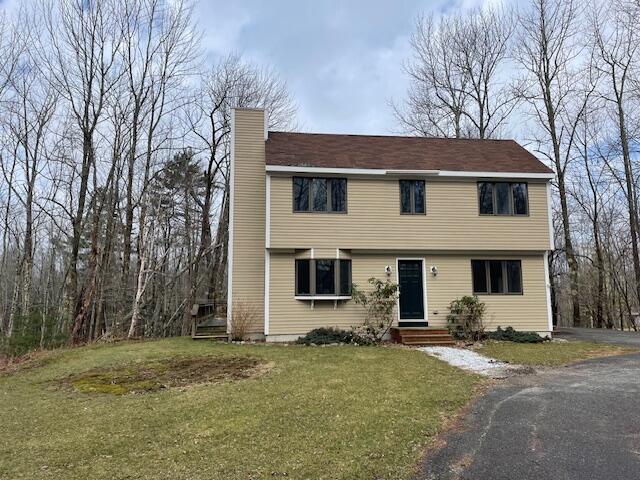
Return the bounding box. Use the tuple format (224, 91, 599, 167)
(64, 132, 94, 328)
(21, 188, 33, 315)
(7, 260, 22, 337)
(616, 103, 640, 311)
(209, 184, 229, 304)
(128, 249, 147, 338)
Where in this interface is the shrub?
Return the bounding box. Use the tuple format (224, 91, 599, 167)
(487, 326, 546, 343)
(296, 327, 352, 345)
(229, 301, 257, 341)
(447, 295, 486, 341)
(351, 277, 399, 344)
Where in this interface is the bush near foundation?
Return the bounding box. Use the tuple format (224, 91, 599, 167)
(351, 277, 399, 344)
(487, 326, 546, 343)
(447, 295, 486, 341)
(296, 327, 374, 346)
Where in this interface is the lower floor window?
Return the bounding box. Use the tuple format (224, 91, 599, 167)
(295, 259, 352, 296)
(471, 260, 522, 295)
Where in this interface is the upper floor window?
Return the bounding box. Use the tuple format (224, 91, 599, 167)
(293, 177, 347, 213)
(471, 260, 523, 295)
(400, 180, 426, 214)
(478, 182, 528, 215)
(295, 259, 352, 296)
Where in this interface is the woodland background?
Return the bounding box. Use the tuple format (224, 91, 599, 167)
(0, 0, 638, 354)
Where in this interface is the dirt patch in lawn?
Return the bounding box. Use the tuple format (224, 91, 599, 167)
(62, 355, 267, 395)
(0, 349, 59, 376)
(580, 346, 637, 360)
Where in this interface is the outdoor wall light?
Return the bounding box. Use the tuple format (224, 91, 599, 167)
(430, 265, 438, 276)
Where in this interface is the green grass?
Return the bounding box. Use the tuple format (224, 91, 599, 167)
(0, 338, 480, 480)
(478, 340, 638, 366)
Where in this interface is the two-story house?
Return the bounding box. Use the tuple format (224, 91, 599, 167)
(227, 108, 555, 341)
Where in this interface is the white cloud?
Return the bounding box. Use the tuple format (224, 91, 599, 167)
(2, 0, 514, 135)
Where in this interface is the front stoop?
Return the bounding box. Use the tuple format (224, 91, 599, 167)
(390, 327, 455, 346)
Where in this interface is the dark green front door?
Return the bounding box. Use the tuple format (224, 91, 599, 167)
(398, 260, 425, 324)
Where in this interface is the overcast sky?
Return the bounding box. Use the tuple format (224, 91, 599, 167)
(0, 0, 494, 135)
(196, 0, 493, 134)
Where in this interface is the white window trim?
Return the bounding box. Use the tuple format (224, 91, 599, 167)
(295, 295, 352, 301)
(395, 258, 429, 324)
(295, 258, 351, 298)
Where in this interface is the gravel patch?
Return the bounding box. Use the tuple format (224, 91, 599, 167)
(419, 346, 533, 378)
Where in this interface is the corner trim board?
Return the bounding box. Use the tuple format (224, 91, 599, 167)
(264, 110, 268, 140)
(264, 174, 271, 335)
(226, 109, 236, 332)
(264, 250, 270, 335)
(265, 174, 271, 248)
(546, 181, 555, 250)
(544, 251, 553, 333)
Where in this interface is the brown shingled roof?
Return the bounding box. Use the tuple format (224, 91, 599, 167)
(265, 132, 553, 174)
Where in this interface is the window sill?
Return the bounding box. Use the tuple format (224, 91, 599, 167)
(473, 292, 524, 296)
(478, 213, 529, 217)
(295, 295, 352, 301)
(292, 211, 348, 214)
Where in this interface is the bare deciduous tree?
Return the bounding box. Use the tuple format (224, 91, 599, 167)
(395, 6, 517, 138)
(590, 0, 640, 311)
(515, 0, 585, 327)
(0, 1, 296, 352)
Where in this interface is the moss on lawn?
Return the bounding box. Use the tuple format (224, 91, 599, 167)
(0, 338, 480, 480)
(478, 340, 638, 366)
(64, 356, 264, 395)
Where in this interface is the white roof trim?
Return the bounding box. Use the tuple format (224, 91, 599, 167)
(265, 164, 555, 180)
(386, 169, 441, 175)
(266, 165, 387, 175)
(439, 170, 555, 179)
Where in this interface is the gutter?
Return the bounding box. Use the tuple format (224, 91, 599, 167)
(265, 164, 555, 180)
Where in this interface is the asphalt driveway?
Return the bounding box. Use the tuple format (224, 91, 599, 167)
(555, 327, 640, 347)
(417, 353, 640, 480)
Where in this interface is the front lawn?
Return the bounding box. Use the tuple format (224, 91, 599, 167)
(0, 338, 480, 480)
(478, 340, 637, 366)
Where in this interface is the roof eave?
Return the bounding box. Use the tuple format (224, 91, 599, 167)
(265, 164, 555, 180)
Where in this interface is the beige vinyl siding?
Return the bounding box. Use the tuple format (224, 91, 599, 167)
(269, 176, 551, 251)
(268, 252, 549, 335)
(426, 255, 548, 331)
(230, 109, 266, 334)
(294, 248, 350, 259)
(269, 252, 389, 334)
